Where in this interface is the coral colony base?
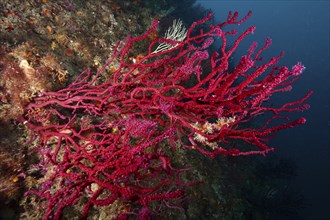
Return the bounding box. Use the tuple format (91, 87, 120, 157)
(21, 12, 312, 219)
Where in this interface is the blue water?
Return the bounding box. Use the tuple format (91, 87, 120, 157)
(197, 1, 330, 219)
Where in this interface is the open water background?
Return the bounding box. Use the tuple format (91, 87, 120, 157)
(197, 1, 330, 219)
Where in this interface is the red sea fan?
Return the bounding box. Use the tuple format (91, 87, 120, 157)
(22, 11, 311, 219)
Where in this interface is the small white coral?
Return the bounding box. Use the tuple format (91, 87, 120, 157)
(190, 116, 236, 149)
(19, 59, 35, 80)
(215, 116, 236, 130)
(152, 19, 187, 54)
